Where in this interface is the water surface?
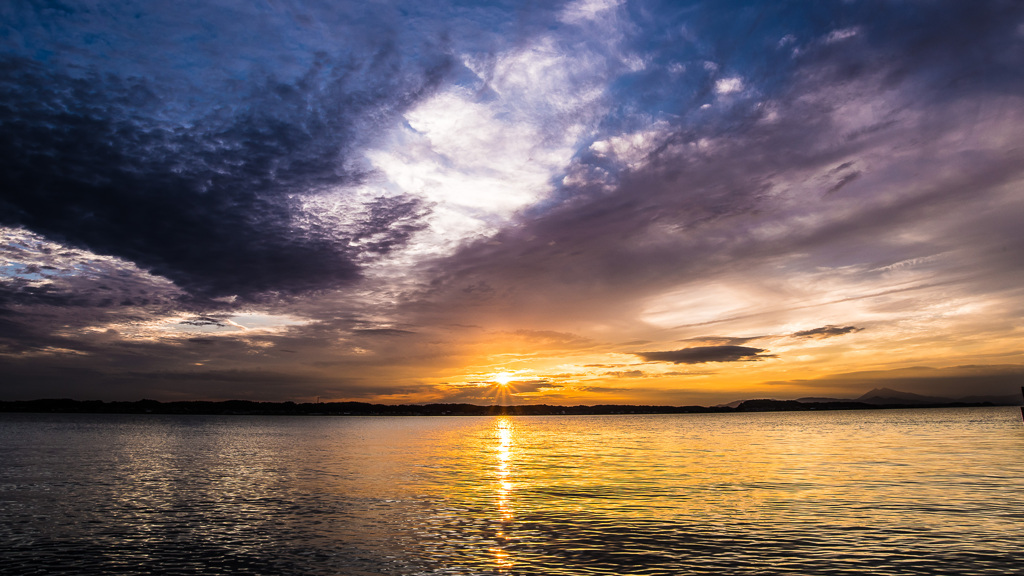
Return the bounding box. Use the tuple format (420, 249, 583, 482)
(2, 407, 1022, 574)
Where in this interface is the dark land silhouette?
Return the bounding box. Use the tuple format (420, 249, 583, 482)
(0, 394, 1013, 416)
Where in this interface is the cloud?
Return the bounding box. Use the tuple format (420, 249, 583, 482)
(714, 77, 743, 94)
(824, 171, 861, 196)
(636, 346, 772, 364)
(792, 325, 862, 339)
(766, 365, 1024, 400)
(181, 317, 228, 327)
(408, 0, 1024, 337)
(424, 379, 561, 404)
(0, 53, 450, 300)
(603, 370, 644, 378)
(508, 379, 557, 393)
(679, 335, 761, 346)
(3, 0, 1024, 404)
(824, 27, 860, 44)
(351, 328, 417, 337)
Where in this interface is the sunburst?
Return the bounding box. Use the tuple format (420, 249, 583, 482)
(493, 371, 515, 386)
(489, 371, 518, 405)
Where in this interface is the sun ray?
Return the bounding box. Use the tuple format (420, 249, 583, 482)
(493, 371, 515, 386)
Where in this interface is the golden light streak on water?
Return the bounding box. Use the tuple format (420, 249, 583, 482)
(492, 417, 516, 570)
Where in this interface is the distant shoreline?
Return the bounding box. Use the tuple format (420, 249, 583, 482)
(0, 398, 1010, 416)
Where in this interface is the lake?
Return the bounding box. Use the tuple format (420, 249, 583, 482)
(1, 407, 1022, 575)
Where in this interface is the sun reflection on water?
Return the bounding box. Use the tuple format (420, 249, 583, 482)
(492, 417, 516, 571)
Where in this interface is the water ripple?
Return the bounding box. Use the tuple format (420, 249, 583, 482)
(1, 408, 1022, 575)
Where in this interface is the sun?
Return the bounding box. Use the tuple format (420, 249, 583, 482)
(493, 371, 515, 386)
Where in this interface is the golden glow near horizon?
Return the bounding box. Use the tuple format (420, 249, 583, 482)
(389, 304, 1024, 406)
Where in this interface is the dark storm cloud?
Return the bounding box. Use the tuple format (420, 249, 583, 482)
(0, 0, 585, 297)
(0, 51, 447, 300)
(0, 0, 514, 302)
(0, 312, 45, 354)
(792, 325, 862, 339)
(0, 0, 594, 303)
(0, 356, 404, 401)
(636, 346, 771, 364)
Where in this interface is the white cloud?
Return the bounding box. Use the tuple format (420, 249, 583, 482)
(83, 311, 310, 341)
(328, 33, 614, 268)
(715, 77, 744, 95)
(0, 226, 180, 295)
(824, 27, 859, 44)
(589, 122, 670, 171)
(559, 0, 622, 26)
(640, 282, 765, 329)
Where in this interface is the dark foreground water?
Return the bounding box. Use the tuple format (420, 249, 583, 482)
(1, 407, 1022, 575)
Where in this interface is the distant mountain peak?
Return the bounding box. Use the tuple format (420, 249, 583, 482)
(856, 387, 951, 404)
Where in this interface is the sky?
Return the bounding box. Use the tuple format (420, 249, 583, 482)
(2, 0, 1023, 405)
